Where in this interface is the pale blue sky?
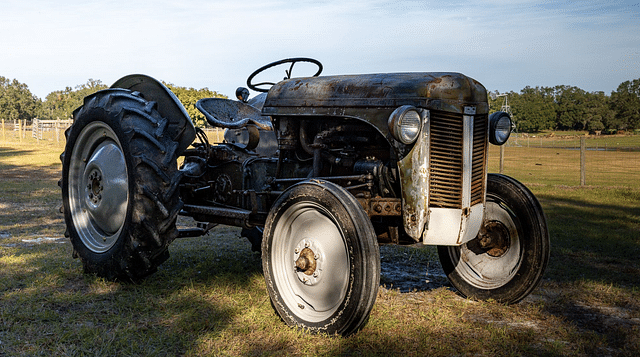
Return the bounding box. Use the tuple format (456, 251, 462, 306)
(1, 0, 639, 99)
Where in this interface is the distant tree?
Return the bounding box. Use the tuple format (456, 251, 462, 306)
(554, 85, 587, 130)
(164, 83, 227, 127)
(510, 86, 555, 132)
(582, 91, 613, 131)
(611, 79, 640, 130)
(0, 76, 41, 121)
(43, 79, 108, 120)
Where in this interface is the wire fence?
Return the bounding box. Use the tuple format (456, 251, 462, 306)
(490, 133, 640, 188)
(0, 120, 227, 146)
(2, 120, 638, 188)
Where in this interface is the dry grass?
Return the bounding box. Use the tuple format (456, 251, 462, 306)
(1, 136, 639, 356)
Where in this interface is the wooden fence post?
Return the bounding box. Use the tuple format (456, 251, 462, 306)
(580, 136, 586, 186)
(499, 145, 505, 174)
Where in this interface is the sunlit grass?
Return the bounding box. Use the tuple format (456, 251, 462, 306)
(1, 138, 639, 355)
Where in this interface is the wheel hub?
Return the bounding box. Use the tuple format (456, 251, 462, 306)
(86, 169, 104, 205)
(294, 239, 323, 285)
(478, 221, 511, 257)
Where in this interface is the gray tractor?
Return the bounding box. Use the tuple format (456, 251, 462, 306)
(61, 58, 549, 336)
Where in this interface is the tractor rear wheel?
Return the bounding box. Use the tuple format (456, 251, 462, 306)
(61, 89, 182, 281)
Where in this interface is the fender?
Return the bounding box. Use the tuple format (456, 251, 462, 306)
(111, 74, 196, 155)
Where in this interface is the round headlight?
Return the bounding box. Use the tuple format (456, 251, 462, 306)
(388, 105, 422, 144)
(489, 111, 512, 145)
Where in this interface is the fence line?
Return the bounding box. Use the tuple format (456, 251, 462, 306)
(1, 120, 226, 146)
(490, 134, 640, 188)
(2, 120, 637, 188)
(31, 118, 74, 143)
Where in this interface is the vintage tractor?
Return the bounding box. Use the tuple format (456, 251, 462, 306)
(61, 58, 549, 336)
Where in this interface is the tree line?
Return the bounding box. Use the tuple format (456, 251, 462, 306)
(489, 80, 640, 133)
(0, 76, 225, 128)
(2, 75, 639, 132)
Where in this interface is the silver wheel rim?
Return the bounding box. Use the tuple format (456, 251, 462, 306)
(450, 200, 522, 289)
(271, 201, 350, 322)
(68, 122, 129, 253)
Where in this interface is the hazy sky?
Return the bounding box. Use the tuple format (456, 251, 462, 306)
(1, 0, 639, 99)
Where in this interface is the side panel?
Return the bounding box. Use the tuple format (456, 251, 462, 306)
(397, 113, 430, 240)
(423, 204, 484, 245)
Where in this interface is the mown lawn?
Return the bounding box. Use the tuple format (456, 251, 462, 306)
(1, 138, 639, 356)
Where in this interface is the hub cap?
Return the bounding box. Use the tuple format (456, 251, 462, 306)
(453, 200, 522, 289)
(68, 122, 129, 253)
(271, 202, 349, 322)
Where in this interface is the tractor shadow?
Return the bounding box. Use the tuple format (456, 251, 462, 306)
(379, 245, 450, 292)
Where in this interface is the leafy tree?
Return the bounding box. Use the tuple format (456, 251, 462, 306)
(554, 85, 587, 130)
(509, 86, 555, 132)
(164, 83, 226, 127)
(582, 91, 613, 131)
(42, 79, 107, 120)
(611, 79, 640, 130)
(0, 76, 41, 121)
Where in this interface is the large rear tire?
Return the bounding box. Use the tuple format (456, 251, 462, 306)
(61, 89, 182, 281)
(262, 180, 380, 336)
(438, 174, 549, 303)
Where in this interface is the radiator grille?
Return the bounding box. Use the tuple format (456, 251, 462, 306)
(429, 112, 487, 208)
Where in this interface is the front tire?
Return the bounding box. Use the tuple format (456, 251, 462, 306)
(262, 180, 380, 336)
(61, 89, 182, 281)
(438, 174, 549, 303)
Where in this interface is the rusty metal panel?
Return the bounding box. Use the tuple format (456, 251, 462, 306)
(397, 117, 430, 241)
(263, 72, 488, 111)
(262, 73, 489, 153)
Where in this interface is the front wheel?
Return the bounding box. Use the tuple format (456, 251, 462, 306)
(262, 180, 380, 336)
(438, 174, 549, 303)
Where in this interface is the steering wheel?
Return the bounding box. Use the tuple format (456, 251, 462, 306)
(247, 57, 323, 92)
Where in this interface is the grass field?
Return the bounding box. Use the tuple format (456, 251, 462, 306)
(1, 135, 639, 356)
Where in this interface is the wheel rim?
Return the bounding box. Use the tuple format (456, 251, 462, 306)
(271, 201, 349, 322)
(449, 198, 522, 289)
(68, 122, 129, 253)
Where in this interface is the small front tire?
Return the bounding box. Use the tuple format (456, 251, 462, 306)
(438, 174, 549, 303)
(262, 180, 380, 336)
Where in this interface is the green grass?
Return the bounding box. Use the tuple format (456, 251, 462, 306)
(510, 131, 640, 150)
(1, 138, 639, 356)
(488, 144, 640, 187)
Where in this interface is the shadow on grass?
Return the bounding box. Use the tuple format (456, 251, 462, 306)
(535, 188, 640, 353)
(538, 189, 640, 287)
(0, 147, 31, 158)
(0, 229, 263, 355)
(0, 146, 62, 180)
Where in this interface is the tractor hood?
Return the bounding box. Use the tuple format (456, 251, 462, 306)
(262, 72, 488, 120)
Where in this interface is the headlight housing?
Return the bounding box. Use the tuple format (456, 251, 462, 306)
(489, 111, 512, 145)
(388, 105, 423, 145)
